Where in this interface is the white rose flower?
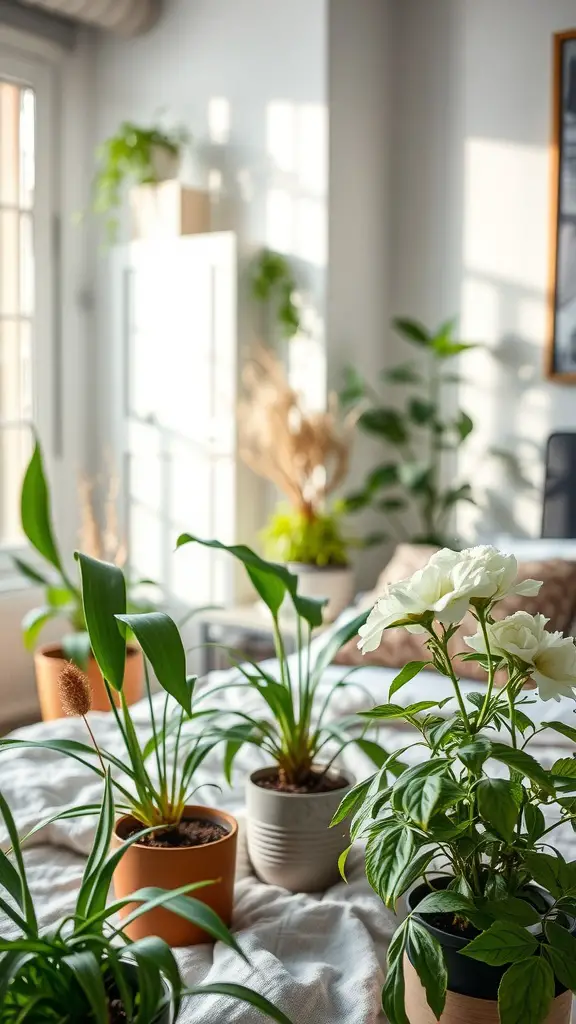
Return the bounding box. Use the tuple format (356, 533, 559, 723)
(430, 545, 542, 603)
(465, 611, 576, 702)
(465, 611, 549, 662)
(531, 631, 576, 702)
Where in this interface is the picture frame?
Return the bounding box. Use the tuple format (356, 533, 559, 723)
(547, 30, 576, 381)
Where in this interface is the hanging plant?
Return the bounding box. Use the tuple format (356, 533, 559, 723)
(251, 249, 302, 339)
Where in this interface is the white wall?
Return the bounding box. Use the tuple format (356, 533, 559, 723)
(389, 0, 576, 542)
(327, 0, 392, 588)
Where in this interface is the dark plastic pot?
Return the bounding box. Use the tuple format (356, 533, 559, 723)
(407, 877, 571, 1001)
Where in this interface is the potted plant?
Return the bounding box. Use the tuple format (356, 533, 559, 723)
(239, 346, 360, 621)
(335, 544, 576, 1023)
(176, 534, 388, 892)
(340, 317, 479, 548)
(14, 440, 154, 720)
(4, 550, 239, 947)
(0, 775, 292, 1023)
(92, 120, 189, 241)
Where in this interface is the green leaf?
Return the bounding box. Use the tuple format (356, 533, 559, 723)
(116, 611, 190, 715)
(353, 738, 391, 769)
(0, 792, 36, 933)
(390, 850, 435, 903)
(76, 553, 126, 691)
(340, 365, 366, 406)
(458, 737, 492, 772)
(183, 983, 293, 1024)
(524, 804, 546, 842)
(62, 951, 107, 1024)
(490, 743, 554, 796)
(118, 886, 247, 959)
(477, 778, 522, 842)
(441, 483, 476, 509)
(365, 824, 414, 908)
(381, 363, 422, 384)
(484, 897, 540, 928)
(21, 606, 56, 651)
(311, 609, 369, 685)
(330, 774, 376, 827)
(360, 701, 440, 721)
(544, 921, 576, 991)
(389, 661, 428, 699)
(20, 438, 63, 573)
(523, 852, 563, 899)
(11, 555, 52, 586)
(366, 463, 399, 491)
(546, 722, 576, 745)
(398, 460, 432, 494)
(408, 397, 436, 425)
(455, 410, 474, 442)
(176, 535, 324, 628)
(552, 757, 576, 778)
(61, 631, 92, 671)
(401, 773, 443, 829)
(407, 919, 447, 1020)
(382, 920, 410, 1024)
(415, 890, 476, 917)
(358, 408, 408, 445)
(498, 958, 554, 1024)
(434, 339, 476, 359)
(461, 921, 537, 966)
(392, 317, 430, 346)
(77, 771, 115, 918)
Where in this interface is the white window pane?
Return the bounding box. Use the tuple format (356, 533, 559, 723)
(0, 82, 19, 206)
(19, 213, 33, 317)
(0, 210, 20, 316)
(128, 504, 163, 582)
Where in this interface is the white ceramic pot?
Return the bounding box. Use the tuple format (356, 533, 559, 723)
(246, 765, 353, 892)
(287, 563, 354, 622)
(149, 144, 181, 182)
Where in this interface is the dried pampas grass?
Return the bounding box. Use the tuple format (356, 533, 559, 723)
(239, 346, 356, 516)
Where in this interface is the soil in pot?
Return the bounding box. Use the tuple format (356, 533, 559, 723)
(123, 817, 228, 848)
(254, 768, 348, 795)
(112, 805, 238, 946)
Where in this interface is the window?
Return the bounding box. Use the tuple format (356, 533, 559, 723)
(0, 44, 56, 557)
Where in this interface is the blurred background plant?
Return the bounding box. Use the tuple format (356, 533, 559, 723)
(92, 120, 189, 242)
(340, 317, 479, 547)
(14, 440, 159, 668)
(239, 346, 357, 567)
(251, 249, 302, 341)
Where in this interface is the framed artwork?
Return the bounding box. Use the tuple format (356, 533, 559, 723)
(547, 30, 576, 381)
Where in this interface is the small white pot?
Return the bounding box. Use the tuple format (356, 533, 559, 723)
(287, 563, 354, 622)
(246, 765, 353, 892)
(149, 144, 181, 182)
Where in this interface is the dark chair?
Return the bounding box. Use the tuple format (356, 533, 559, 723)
(542, 432, 576, 538)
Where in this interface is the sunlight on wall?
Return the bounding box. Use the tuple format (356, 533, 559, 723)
(459, 137, 551, 540)
(463, 138, 548, 290)
(208, 96, 231, 145)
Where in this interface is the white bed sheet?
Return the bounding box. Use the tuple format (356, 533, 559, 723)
(1, 650, 575, 1023)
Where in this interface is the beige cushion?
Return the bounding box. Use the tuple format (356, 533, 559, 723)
(335, 544, 576, 685)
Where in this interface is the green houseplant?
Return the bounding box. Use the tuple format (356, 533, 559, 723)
(3, 550, 240, 948)
(14, 439, 155, 718)
(335, 544, 576, 1024)
(251, 249, 302, 340)
(240, 346, 358, 620)
(0, 775, 291, 1023)
(92, 120, 188, 241)
(177, 534, 388, 892)
(341, 317, 477, 547)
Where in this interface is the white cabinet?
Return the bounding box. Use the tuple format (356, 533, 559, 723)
(110, 231, 239, 606)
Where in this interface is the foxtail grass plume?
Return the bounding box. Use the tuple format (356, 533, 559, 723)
(59, 663, 92, 717)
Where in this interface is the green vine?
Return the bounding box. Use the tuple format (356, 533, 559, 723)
(251, 249, 302, 339)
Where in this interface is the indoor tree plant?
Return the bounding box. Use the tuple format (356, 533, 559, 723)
(14, 439, 155, 719)
(0, 775, 291, 1023)
(92, 120, 188, 241)
(177, 534, 389, 892)
(3, 550, 238, 948)
(251, 248, 302, 341)
(334, 544, 576, 1023)
(340, 317, 477, 547)
(239, 345, 360, 621)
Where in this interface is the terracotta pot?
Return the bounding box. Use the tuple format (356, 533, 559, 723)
(246, 765, 353, 892)
(34, 644, 143, 721)
(111, 805, 238, 946)
(404, 880, 573, 1024)
(286, 563, 354, 622)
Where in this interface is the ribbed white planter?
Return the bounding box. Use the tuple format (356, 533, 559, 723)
(286, 564, 354, 622)
(246, 765, 353, 892)
(149, 144, 181, 182)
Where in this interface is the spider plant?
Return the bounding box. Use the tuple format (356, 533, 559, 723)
(176, 536, 389, 786)
(2, 551, 218, 831)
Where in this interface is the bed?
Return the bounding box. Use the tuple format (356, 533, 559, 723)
(1, 634, 576, 1023)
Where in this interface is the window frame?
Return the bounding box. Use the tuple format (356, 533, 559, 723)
(0, 30, 60, 582)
